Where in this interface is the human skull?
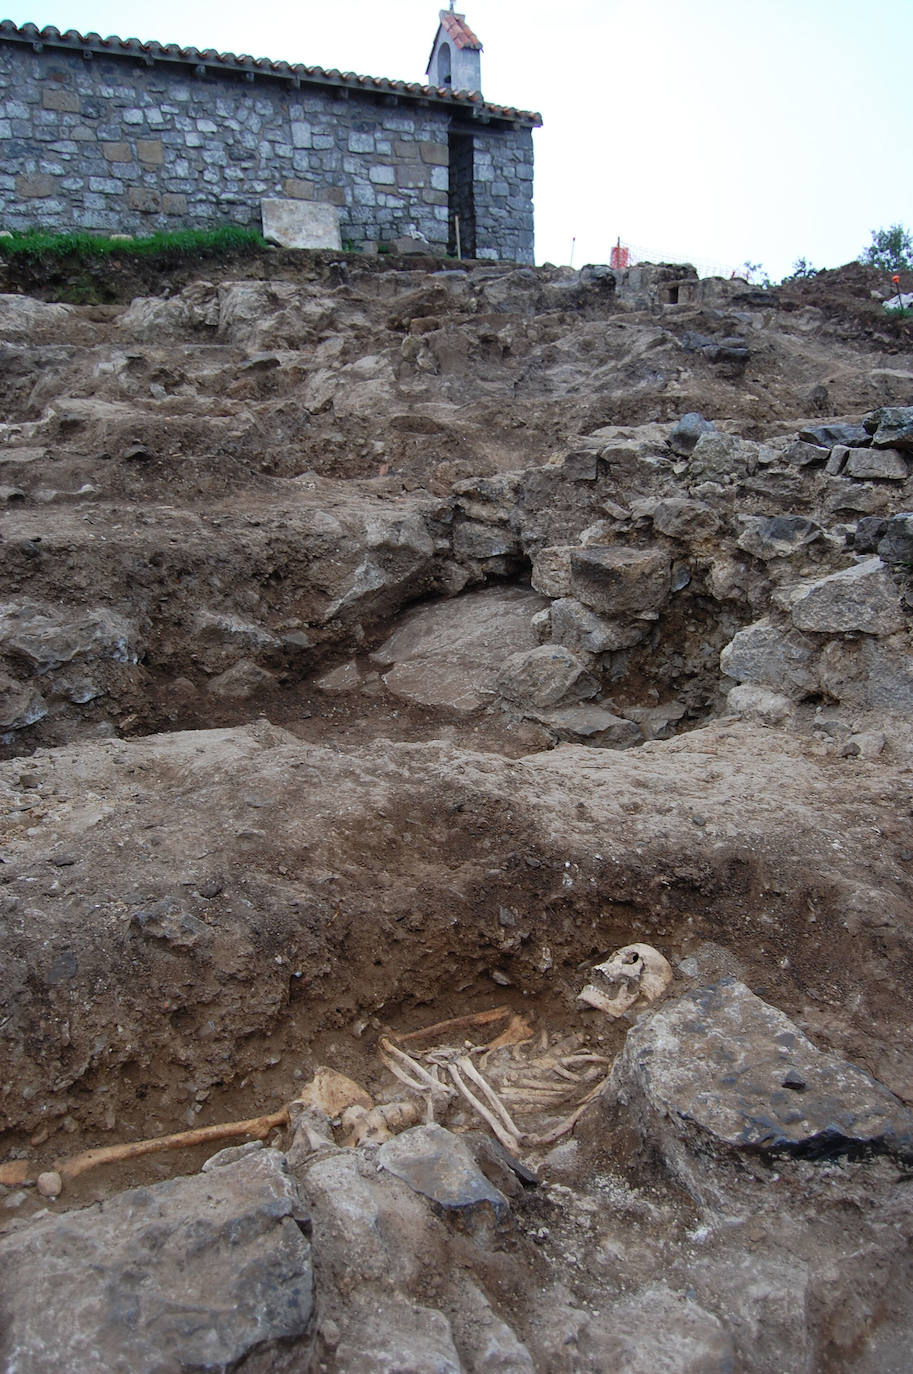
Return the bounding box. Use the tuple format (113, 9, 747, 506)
(577, 943, 673, 1017)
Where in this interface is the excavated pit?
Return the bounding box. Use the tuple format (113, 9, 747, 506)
(2, 257, 913, 1371)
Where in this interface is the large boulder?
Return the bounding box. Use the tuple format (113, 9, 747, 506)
(371, 585, 546, 712)
(569, 546, 671, 618)
(496, 643, 599, 710)
(720, 620, 818, 698)
(0, 1150, 314, 1373)
(610, 980, 913, 1193)
(785, 559, 906, 635)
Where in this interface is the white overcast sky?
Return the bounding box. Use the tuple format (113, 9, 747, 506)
(4, 0, 911, 278)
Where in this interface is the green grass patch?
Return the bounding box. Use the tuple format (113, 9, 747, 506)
(0, 224, 267, 263)
(885, 305, 913, 319)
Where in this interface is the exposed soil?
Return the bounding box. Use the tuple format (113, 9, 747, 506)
(0, 250, 912, 1372)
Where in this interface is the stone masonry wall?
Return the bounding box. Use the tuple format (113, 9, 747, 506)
(0, 40, 535, 261)
(472, 126, 534, 263)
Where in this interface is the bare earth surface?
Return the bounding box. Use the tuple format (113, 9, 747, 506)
(0, 252, 912, 1373)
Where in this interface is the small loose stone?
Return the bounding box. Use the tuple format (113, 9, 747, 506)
(37, 1171, 62, 1198)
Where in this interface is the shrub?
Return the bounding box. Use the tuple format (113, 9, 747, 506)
(860, 224, 913, 273)
(781, 257, 818, 282)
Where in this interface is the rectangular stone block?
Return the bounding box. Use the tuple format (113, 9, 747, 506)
(348, 131, 374, 153)
(420, 141, 449, 166)
(128, 187, 162, 212)
(369, 164, 395, 185)
(318, 185, 346, 207)
(102, 142, 132, 163)
(136, 139, 164, 164)
(161, 192, 187, 215)
(42, 87, 80, 113)
(282, 178, 315, 200)
(396, 165, 426, 189)
(89, 175, 123, 194)
(16, 173, 55, 198)
(261, 197, 341, 249)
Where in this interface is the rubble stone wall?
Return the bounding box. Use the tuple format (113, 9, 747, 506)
(0, 39, 535, 261)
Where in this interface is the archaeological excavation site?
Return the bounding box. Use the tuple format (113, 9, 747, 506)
(0, 246, 912, 1372)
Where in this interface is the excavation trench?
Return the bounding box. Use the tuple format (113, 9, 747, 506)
(1, 565, 752, 763)
(0, 797, 864, 1222)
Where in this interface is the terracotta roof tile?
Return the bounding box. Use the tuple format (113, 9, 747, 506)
(439, 11, 483, 51)
(0, 20, 539, 124)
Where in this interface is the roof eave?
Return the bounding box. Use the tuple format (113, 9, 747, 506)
(0, 21, 541, 126)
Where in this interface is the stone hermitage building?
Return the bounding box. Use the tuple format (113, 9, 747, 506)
(0, 11, 540, 261)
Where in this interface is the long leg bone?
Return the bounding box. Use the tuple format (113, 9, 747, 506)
(456, 1055, 527, 1139)
(443, 1061, 522, 1154)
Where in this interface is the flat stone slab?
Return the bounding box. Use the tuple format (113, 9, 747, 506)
(372, 585, 546, 712)
(539, 704, 642, 748)
(377, 1124, 510, 1217)
(261, 197, 341, 250)
(613, 979, 913, 1160)
(0, 1150, 313, 1372)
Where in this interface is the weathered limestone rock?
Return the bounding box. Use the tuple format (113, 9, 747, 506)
(865, 405, 913, 452)
(651, 497, 720, 541)
(799, 422, 871, 449)
(579, 1284, 735, 1374)
(878, 513, 913, 565)
(818, 636, 913, 714)
(539, 704, 642, 748)
(720, 620, 818, 698)
(496, 644, 599, 710)
(335, 1302, 462, 1374)
(569, 546, 671, 618)
(531, 545, 576, 598)
(0, 671, 47, 729)
(736, 514, 823, 560)
(372, 585, 545, 712)
(0, 294, 74, 340)
(611, 980, 913, 1171)
(853, 515, 890, 553)
(785, 439, 830, 467)
(786, 558, 906, 635)
(261, 197, 342, 249)
(377, 1124, 510, 1217)
(549, 596, 646, 654)
(726, 683, 793, 724)
(0, 1150, 314, 1373)
(452, 518, 521, 561)
(206, 658, 277, 698)
(0, 600, 138, 674)
(668, 412, 716, 457)
(825, 443, 850, 475)
(844, 447, 910, 480)
(316, 659, 363, 693)
(688, 432, 758, 482)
